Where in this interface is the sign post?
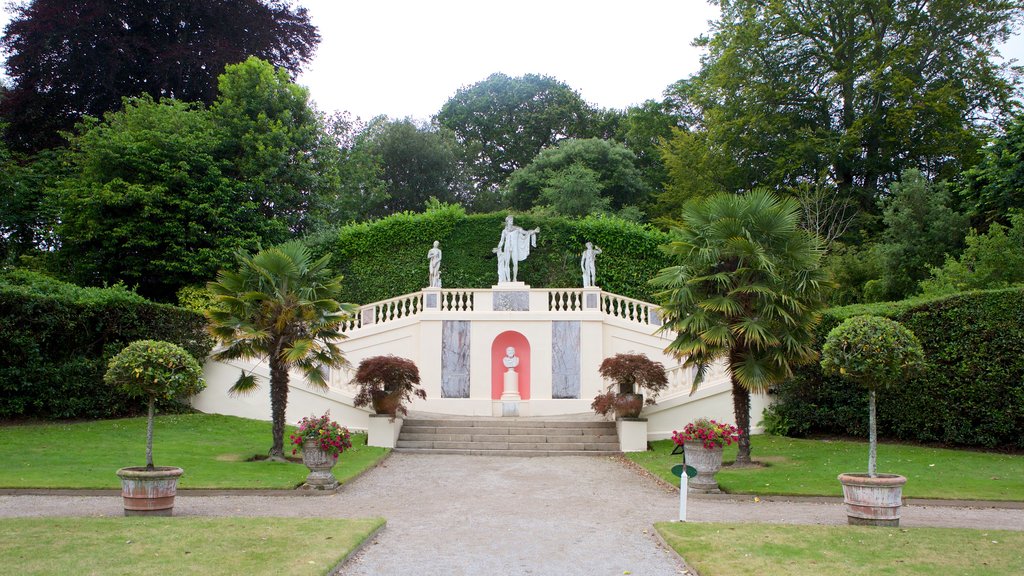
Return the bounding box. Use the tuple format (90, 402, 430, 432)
(670, 445, 697, 522)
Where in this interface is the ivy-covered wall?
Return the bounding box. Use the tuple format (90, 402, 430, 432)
(0, 269, 213, 419)
(769, 287, 1024, 448)
(306, 205, 673, 305)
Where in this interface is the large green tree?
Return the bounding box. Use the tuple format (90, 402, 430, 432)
(206, 242, 357, 460)
(53, 96, 266, 300)
(505, 138, 650, 212)
(436, 73, 598, 194)
(959, 113, 1024, 226)
(212, 57, 343, 238)
(652, 190, 830, 464)
(1, 0, 318, 151)
(672, 0, 1022, 210)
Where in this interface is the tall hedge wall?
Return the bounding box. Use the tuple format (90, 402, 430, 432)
(770, 287, 1024, 449)
(0, 269, 213, 420)
(306, 205, 673, 305)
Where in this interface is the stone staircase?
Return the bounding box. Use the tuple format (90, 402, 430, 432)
(395, 417, 621, 456)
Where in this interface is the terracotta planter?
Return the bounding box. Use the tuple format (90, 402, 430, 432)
(116, 466, 183, 516)
(371, 391, 403, 418)
(613, 393, 644, 419)
(683, 441, 724, 492)
(838, 473, 907, 527)
(301, 439, 339, 490)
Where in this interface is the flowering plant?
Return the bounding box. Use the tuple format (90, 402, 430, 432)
(289, 412, 352, 459)
(672, 418, 741, 450)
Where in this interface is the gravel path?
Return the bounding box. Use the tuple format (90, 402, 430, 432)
(2, 453, 1022, 575)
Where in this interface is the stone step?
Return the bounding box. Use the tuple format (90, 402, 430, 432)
(395, 440, 620, 450)
(402, 419, 615, 430)
(394, 448, 621, 457)
(396, 417, 621, 455)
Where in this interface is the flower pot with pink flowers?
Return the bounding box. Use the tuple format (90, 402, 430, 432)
(671, 418, 741, 492)
(289, 412, 352, 491)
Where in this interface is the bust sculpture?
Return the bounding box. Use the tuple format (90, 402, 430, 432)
(502, 346, 519, 371)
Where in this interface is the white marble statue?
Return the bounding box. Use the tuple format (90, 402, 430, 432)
(495, 215, 539, 283)
(581, 241, 602, 288)
(492, 246, 510, 283)
(427, 240, 442, 288)
(502, 346, 519, 371)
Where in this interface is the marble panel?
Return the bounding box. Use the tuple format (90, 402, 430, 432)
(441, 320, 470, 398)
(551, 320, 581, 399)
(493, 291, 529, 311)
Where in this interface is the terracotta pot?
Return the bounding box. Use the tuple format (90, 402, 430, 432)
(371, 390, 403, 417)
(613, 393, 644, 419)
(116, 466, 183, 516)
(838, 473, 907, 527)
(683, 441, 724, 492)
(301, 439, 339, 490)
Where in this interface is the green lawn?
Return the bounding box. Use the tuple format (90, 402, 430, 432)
(655, 522, 1024, 576)
(0, 517, 384, 576)
(0, 413, 389, 489)
(629, 435, 1024, 500)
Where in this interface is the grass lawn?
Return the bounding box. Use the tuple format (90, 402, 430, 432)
(0, 413, 389, 489)
(629, 435, 1024, 501)
(655, 522, 1024, 576)
(0, 517, 384, 576)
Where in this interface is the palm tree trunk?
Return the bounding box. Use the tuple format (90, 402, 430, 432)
(732, 377, 752, 465)
(268, 353, 289, 461)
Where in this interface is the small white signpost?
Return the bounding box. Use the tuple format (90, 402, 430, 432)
(670, 461, 697, 522)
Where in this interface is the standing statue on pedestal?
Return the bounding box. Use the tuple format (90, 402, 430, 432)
(427, 240, 442, 288)
(495, 215, 540, 283)
(581, 241, 602, 288)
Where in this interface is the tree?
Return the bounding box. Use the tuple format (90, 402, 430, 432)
(212, 57, 343, 238)
(206, 242, 357, 460)
(436, 73, 598, 193)
(919, 213, 1024, 296)
(873, 170, 968, 300)
(506, 138, 650, 212)
(53, 96, 268, 300)
(535, 163, 611, 218)
(1, 0, 318, 151)
(652, 190, 830, 464)
(0, 145, 64, 262)
(959, 114, 1024, 226)
(356, 117, 466, 216)
(672, 0, 1021, 212)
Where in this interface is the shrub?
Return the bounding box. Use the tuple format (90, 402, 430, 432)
(770, 288, 1024, 448)
(352, 355, 425, 419)
(591, 353, 668, 418)
(0, 269, 212, 419)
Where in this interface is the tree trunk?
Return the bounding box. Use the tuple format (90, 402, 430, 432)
(268, 352, 290, 461)
(145, 398, 155, 470)
(731, 376, 752, 465)
(868, 389, 877, 478)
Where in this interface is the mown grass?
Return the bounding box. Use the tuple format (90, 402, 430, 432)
(0, 413, 388, 489)
(629, 435, 1024, 500)
(655, 522, 1024, 576)
(0, 517, 384, 576)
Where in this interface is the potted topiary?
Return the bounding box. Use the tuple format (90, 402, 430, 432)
(672, 418, 742, 492)
(820, 315, 924, 526)
(352, 355, 425, 448)
(289, 412, 352, 490)
(105, 340, 206, 516)
(591, 353, 669, 419)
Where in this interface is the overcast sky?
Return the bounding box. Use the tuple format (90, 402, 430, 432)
(2, 1, 1023, 122)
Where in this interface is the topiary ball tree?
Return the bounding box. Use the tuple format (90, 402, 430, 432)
(105, 340, 206, 469)
(352, 355, 425, 420)
(820, 315, 924, 477)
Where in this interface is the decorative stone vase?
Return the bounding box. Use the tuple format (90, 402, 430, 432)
(683, 441, 724, 492)
(613, 393, 644, 419)
(301, 439, 339, 490)
(371, 390, 403, 418)
(838, 473, 907, 527)
(116, 466, 183, 516)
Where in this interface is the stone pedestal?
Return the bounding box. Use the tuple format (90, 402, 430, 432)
(616, 417, 648, 452)
(367, 414, 403, 448)
(501, 369, 521, 416)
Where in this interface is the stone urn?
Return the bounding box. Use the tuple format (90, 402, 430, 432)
(116, 466, 183, 516)
(613, 393, 644, 419)
(301, 439, 339, 490)
(838, 473, 907, 527)
(683, 441, 724, 492)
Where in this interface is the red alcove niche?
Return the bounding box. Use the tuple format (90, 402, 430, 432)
(491, 331, 531, 400)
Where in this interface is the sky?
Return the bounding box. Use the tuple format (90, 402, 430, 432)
(1, 1, 1023, 122)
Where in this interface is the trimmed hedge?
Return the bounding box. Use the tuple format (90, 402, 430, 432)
(770, 287, 1024, 449)
(0, 269, 213, 420)
(305, 205, 673, 305)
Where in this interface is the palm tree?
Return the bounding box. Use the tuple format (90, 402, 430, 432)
(651, 190, 830, 464)
(206, 241, 358, 460)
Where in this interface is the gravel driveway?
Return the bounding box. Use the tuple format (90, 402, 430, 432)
(1, 453, 1022, 575)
